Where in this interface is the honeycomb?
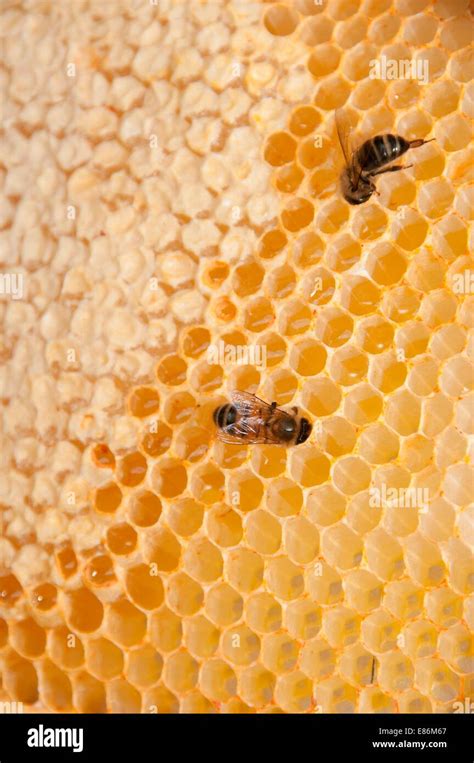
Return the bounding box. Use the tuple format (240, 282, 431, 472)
(0, 0, 473, 715)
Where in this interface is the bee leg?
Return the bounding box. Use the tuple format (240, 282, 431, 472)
(291, 406, 298, 416)
(369, 164, 410, 177)
(270, 402, 277, 412)
(409, 138, 435, 148)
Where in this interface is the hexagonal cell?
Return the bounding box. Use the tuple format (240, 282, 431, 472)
(314, 676, 357, 713)
(361, 609, 402, 653)
(322, 606, 360, 648)
(414, 658, 460, 704)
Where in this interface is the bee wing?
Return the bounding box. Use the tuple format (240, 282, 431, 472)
(335, 109, 361, 186)
(216, 390, 292, 445)
(230, 390, 275, 416)
(335, 109, 353, 167)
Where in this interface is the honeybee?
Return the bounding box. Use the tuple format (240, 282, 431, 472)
(335, 109, 434, 205)
(213, 390, 312, 446)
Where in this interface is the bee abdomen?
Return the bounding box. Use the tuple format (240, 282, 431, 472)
(213, 404, 237, 428)
(357, 134, 409, 172)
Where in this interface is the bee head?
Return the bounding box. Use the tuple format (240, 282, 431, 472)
(275, 417, 297, 442)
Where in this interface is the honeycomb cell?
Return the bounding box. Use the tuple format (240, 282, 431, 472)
(315, 307, 353, 348)
(321, 524, 363, 570)
(94, 482, 122, 514)
(184, 538, 223, 583)
(323, 606, 360, 649)
(200, 659, 237, 702)
(9, 618, 46, 659)
(206, 505, 243, 548)
(274, 671, 313, 712)
(151, 458, 187, 498)
(243, 297, 275, 333)
(163, 650, 199, 694)
(289, 105, 321, 137)
(141, 422, 172, 457)
(232, 259, 265, 297)
(339, 643, 377, 686)
(258, 229, 288, 260)
(415, 658, 460, 703)
(184, 615, 219, 659)
(85, 638, 124, 681)
(71, 672, 106, 713)
(228, 470, 264, 513)
(238, 664, 275, 708)
(260, 632, 299, 675)
(107, 516, 137, 556)
(275, 164, 304, 194)
(148, 607, 182, 653)
(47, 627, 84, 671)
(369, 352, 407, 394)
(128, 387, 160, 418)
(251, 445, 287, 478)
(365, 529, 404, 581)
(107, 679, 141, 713)
(143, 685, 179, 714)
(306, 561, 343, 606)
(91, 443, 115, 469)
(30, 583, 57, 613)
(438, 624, 473, 674)
(164, 392, 197, 426)
(156, 355, 187, 386)
(383, 579, 424, 621)
(381, 285, 420, 323)
(143, 527, 181, 572)
(37, 660, 73, 712)
(125, 564, 165, 610)
(281, 198, 314, 233)
(326, 234, 361, 273)
(366, 243, 407, 285)
(221, 624, 260, 666)
(245, 593, 282, 634)
(202, 261, 229, 290)
(332, 456, 372, 495)
(181, 327, 211, 359)
(284, 517, 319, 564)
(314, 676, 357, 713)
(63, 589, 104, 634)
(330, 345, 369, 386)
(84, 554, 116, 588)
(361, 609, 402, 653)
(264, 5, 299, 36)
(340, 276, 381, 316)
(104, 600, 147, 647)
(264, 131, 297, 166)
(344, 570, 383, 613)
(299, 638, 335, 681)
(289, 447, 331, 487)
(346, 491, 381, 535)
(343, 383, 383, 425)
(316, 416, 357, 457)
(245, 510, 282, 555)
(306, 484, 346, 527)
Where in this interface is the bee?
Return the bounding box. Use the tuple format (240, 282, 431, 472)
(335, 109, 434, 205)
(213, 390, 312, 446)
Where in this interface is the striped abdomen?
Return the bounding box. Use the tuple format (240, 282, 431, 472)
(356, 134, 410, 173)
